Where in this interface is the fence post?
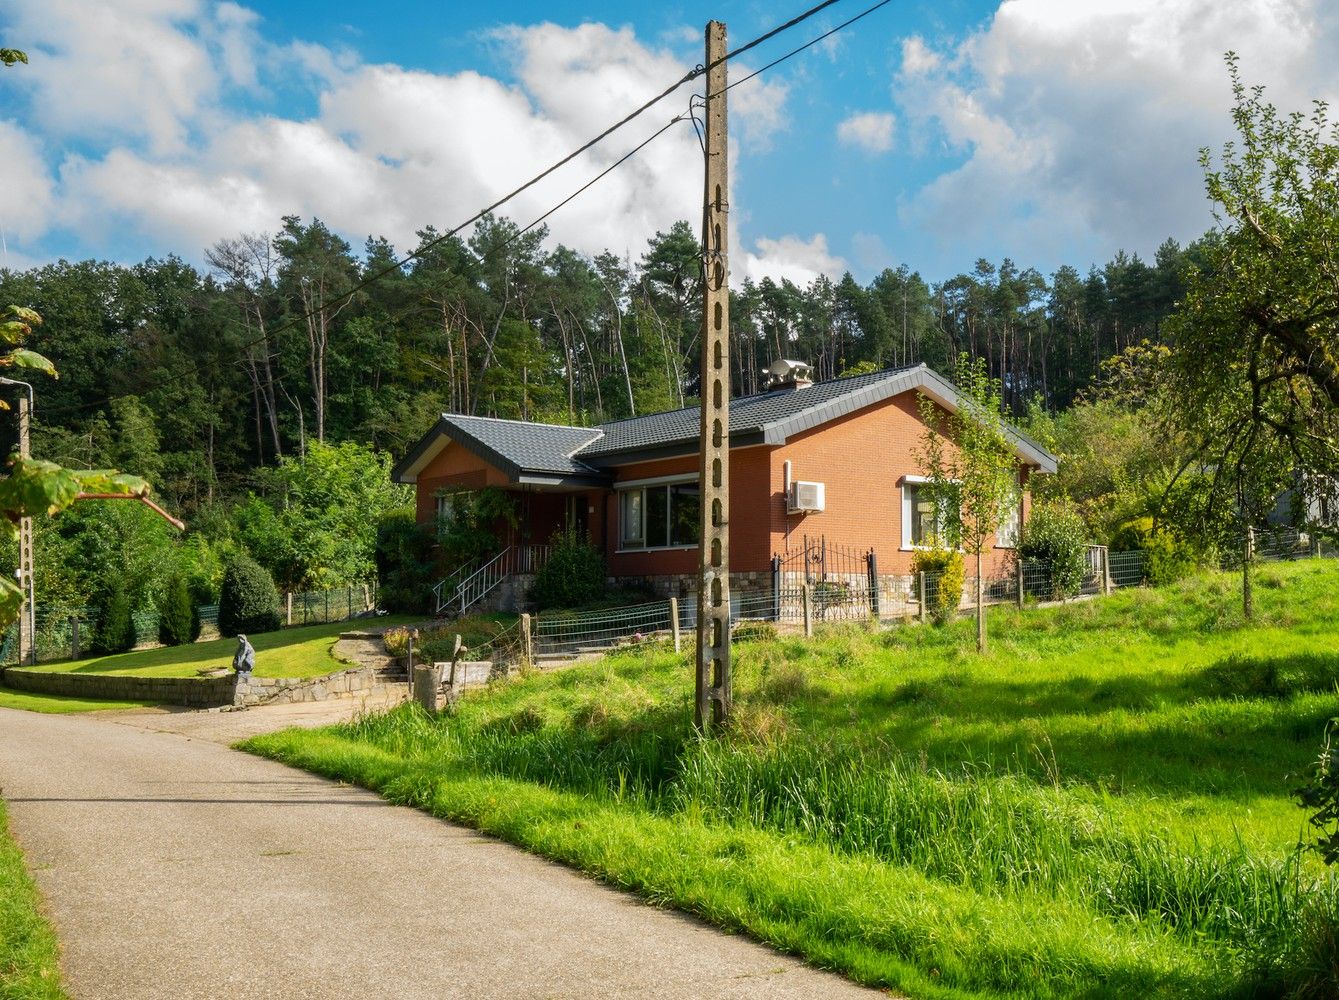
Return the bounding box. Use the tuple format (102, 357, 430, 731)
(286, 592, 293, 627)
(1102, 547, 1112, 595)
(801, 583, 813, 637)
(363, 582, 372, 610)
(1247, 525, 1256, 561)
(1015, 560, 1024, 609)
(867, 549, 880, 620)
(669, 597, 681, 653)
(446, 634, 464, 701)
(70, 616, 80, 660)
(325, 589, 330, 623)
(918, 572, 928, 624)
(520, 613, 534, 668)
(771, 555, 781, 622)
(413, 664, 438, 713)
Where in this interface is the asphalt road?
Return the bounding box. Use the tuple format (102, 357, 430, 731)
(0, 706, 882, 999)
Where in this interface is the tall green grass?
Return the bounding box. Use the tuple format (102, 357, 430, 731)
(0, 800, 64, 999)
(248, 559, 1339, 998)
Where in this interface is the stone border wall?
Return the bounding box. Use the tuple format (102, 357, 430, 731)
(0, 667, 237, 707)
(1, 664, 403, 708)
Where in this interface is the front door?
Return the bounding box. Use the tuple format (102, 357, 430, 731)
(566, 494, 589, 540)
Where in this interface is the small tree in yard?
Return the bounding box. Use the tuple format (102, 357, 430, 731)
(1165, 57, 1339, 620)
(91, 589, 136, 655)
(218, 554, 282, 637)
(157, 573, 200, 646)
(917, 354, 1020, 653)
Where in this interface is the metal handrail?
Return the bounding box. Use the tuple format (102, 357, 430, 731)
(432, 560, 477, 615)
(450, 546, 513, 616)
(432, 542, 556, 616)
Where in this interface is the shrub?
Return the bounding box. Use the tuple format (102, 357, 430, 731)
(217, 554, 282, 637)
(911, 547, 965, 624)
(1110, 516, 1200, 585)
(382, 626, 411, 658)
(91, 589, 136, 655)
(1018, 499, 1089, 599)
(530, 529, 606, 610)
(157, 573, 200, 646)
(375, 509, 439, 615)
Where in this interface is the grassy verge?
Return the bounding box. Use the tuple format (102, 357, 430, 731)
(22, 616, 419, 680)
(0, 800, 63, 999)
(244, 559, 1339, 998)
(0, 684, 155, 714)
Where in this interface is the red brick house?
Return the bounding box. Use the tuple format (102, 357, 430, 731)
(392, 362, 1058, 613)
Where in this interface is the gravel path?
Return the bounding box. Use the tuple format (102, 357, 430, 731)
(0, 706, 883, 999)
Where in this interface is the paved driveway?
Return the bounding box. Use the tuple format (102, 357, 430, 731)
(0, 706, 883, 999)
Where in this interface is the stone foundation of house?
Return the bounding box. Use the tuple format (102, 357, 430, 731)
(464, 568, 974, 619)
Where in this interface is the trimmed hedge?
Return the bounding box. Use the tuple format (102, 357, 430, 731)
(218, 554, 283, 637)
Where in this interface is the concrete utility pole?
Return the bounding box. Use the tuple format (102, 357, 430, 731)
(696, 19, 731, 731)
(12, 383, 35, 666)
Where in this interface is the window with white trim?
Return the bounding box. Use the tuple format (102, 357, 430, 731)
(436, 491, 466, 525)
(619, 482, 700, 549)
(901, 478, 961, 549)
(997, 481, 1022, 548)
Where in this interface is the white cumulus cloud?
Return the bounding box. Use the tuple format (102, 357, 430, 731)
(836, 111, 896, 154)
(741, 233, 846, 287)
(895, 0, 1339, 267)
(1, 1, 802, 278)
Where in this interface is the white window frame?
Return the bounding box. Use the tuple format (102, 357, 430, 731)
(995, 473, 1022, 549)
(615, 474, 700, 552)
(900, 475, 963, 551)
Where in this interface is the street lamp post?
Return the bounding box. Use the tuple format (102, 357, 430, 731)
(1, 376, 36, 665)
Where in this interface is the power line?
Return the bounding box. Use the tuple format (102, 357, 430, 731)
(722, 0, 895, 96)
(40, 0, 881, 419)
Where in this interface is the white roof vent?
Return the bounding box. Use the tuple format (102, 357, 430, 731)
(787, 481, 825, 513)
(766, 358, 814, 390)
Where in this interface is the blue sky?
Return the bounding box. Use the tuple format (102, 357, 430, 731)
(2, 0, 1336, 286)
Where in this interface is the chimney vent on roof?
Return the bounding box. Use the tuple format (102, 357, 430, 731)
(765, 358, 814, 391)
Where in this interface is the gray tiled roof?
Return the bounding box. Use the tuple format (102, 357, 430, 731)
(394, 363, 1059, 484)
(439, 414, 603, 478)
(584, 365, 920, 458)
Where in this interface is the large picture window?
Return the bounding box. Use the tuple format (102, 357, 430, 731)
(619, 481, 700, 549)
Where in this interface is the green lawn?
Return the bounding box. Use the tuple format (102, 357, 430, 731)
(0, 800, 64, 999)
(244, 559, 1339, 999)
(0, 685, 155, 714)
(23, 616, 420, 680)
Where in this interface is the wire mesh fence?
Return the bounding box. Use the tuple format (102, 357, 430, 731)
(534, 600, 678, 656)
(1, 581, 378, 666)
(286, 582, 376, 627)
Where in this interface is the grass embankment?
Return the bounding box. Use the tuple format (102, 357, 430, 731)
(0, 687, 155, 714)
(245, 560, 1339, 999)
(24, 616, 419, 680)
(0, 800, 63, 999)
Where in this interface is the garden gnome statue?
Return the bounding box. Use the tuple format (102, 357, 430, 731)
(232, 634, 255, 676)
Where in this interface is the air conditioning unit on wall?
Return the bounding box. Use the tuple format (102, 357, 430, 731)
(788, 481, 825, 513)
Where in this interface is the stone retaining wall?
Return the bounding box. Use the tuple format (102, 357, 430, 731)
(1, 664, 403, 708)
(0, 668, 237, 707)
